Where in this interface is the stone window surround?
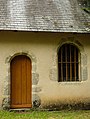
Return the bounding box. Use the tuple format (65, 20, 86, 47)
(2, 51, 41, 110)
(50, 37, 88, 83)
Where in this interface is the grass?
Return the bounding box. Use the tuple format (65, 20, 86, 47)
(0, 110, 90, 119)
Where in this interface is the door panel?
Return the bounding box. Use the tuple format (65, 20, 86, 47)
(10, 55, 32, 108)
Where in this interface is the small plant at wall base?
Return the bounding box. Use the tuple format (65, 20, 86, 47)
(78, 0, 90, 13)
(83, 7, 90, 13)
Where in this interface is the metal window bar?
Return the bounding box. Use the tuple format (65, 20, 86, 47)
(74, 47, 76, 81)
(65, 45, 68, 81)
(70, 45, 72, 81)
(61, 46, 63, 81)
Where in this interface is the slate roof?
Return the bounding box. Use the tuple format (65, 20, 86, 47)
(0, 0, 90, 33)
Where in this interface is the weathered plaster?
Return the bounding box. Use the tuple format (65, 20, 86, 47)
(41, 96, 90, 110)
(0, 32, 89, 110)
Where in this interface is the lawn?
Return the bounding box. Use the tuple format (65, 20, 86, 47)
(0, 110, 90, 119)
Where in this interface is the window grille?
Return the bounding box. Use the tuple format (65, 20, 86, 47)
(58, 44, 80, 82)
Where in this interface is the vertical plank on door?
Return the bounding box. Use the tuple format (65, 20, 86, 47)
(11, 56, 22, 105)
(22, 56, 27, 104)
(27, 58, 32, 104)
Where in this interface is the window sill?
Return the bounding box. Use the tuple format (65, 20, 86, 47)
(58, 81, 85, 85)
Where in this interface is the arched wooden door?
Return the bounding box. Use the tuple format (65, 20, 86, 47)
(10, 55, 32, 108)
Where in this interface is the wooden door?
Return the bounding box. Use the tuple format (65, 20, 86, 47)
(10, 55, 32, 108)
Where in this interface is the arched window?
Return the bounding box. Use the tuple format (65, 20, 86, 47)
(58, 44, 80, 82)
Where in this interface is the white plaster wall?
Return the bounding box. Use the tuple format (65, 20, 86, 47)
(0, 31, 90, 108)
